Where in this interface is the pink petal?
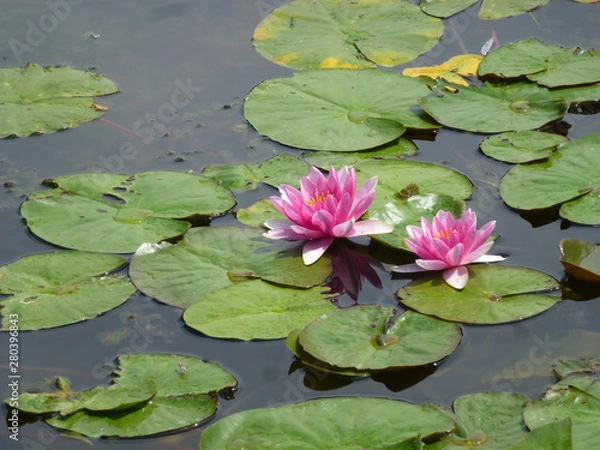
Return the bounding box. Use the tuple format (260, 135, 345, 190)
(264, 219, 294, 230)
(405, 239, 439, 260)
(416, 259, 451, 271)
(312, 209, 335, 233)
(264, 227, 307, 241)
(290, 224, 326, 239)
(335, 192, 352, 223)
(302, 237, 334, 265)
(345, 220, 394, 237)
(332, 219, 355, 237)
(443, 266, 468, 289)
(462, 240, 494, 264)
(391, 263, 430, 273)
(445, 243, 464, 266)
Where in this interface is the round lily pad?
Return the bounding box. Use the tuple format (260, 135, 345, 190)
(297, 305, 462, 371)
(559, 238, 600, 283)
(20, 171, 236, 253)
(479, 0, 550, 19)
(368, 193, 465, 251)
(419, 81, 569, 133)
(199, 397, 455, 449)
(244, 69, 438, 152)
(426, 391, 532, 449)
(500, 133, 600, 225)
(479, 38, 600, 87)
(524, 376, 600, 450)
(129, 226, 331, 309)
(48, 394, 217, 439)
(0, 63, 119, 138)
(397, 265, 560, 324)
(480, 131, 569, 163)
(183, 280, 337, 340)
(0, 251, 135, 331)
(253, 0, 443, 69)
(303, 137, 419, 169)
(285, 329, 371, 377)
(350, 159, 473, 214)
(202, 153, 309, 191)
(113, 354, 237, 396)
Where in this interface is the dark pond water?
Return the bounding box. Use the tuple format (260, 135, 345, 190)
(1, 0, 599, 449)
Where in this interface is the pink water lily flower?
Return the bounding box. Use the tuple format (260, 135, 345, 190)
(264, 166, 394, 265)
(392, 209, 506, 290)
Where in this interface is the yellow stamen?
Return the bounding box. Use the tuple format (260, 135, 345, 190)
(433, 229, 453, 240)
(305, 191, 331, 208)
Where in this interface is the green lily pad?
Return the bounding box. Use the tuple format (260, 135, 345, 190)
(20, 171, 236, 253)
(15, 379, 157, 416)
(559, 238, 600, 283)
(499, 133, 600, 225)
(0, 251, 135, 331)
(479, 0, 550, 19)
(202, 153, 309, 191)
(397, 265, 560, 324)
(303, 137, 418, 168)
(480, 131, 569, 163)
(183, 280, 337, 340)
(9, 353, 236, 439)
(547, 82, 600, 104)
(298, 306, 462, 371)
(286, 328, 371, 377)
(426, 392, 532, 449)
(0, 63, 119, 138)
(113, 354, 237, 396)
(236, 198, 281, 228)
(419, 81, 569, 133)
(129, 226, 331, 309)
(199, 397, 455, 449)
(350, 159, 473, 214)
(479, 38, 600, 88)
(506, 420, 573, 450)
(419, 0, 479, 18)
(553, 356, 600, 379)
(253, 0, 443, 69)
(244, 69, 438, 152)
(49, 394, 217, 439)
(368, 194, 465, 251)
(524, 376, 600, 450)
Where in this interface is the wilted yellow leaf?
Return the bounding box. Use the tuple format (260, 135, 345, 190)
(402, 54, 483, 86)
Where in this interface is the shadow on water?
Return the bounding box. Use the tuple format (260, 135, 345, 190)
(1, 0, 599, 448)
